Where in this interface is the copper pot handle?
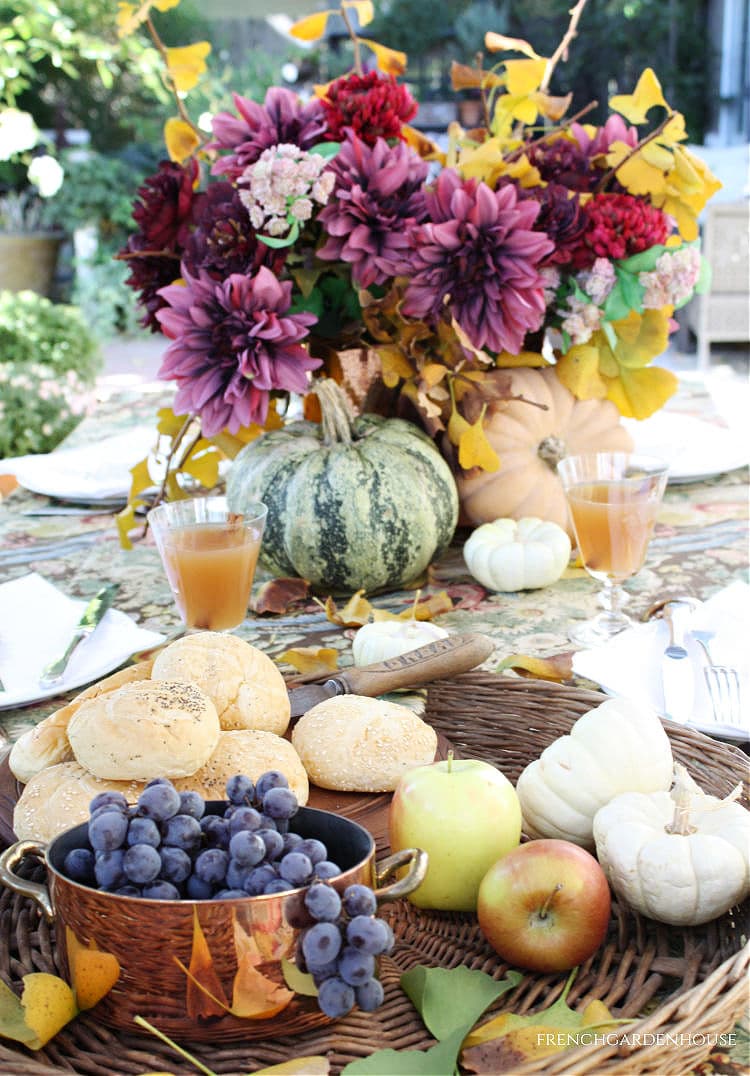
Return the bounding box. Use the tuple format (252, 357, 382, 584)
(0, 840, 54, 921)
(372, 848, 428, 903)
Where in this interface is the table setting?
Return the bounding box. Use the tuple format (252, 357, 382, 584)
(0, 0, 749, 1074)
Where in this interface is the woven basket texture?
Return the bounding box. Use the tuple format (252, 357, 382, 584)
(0, 674, 747, 1075)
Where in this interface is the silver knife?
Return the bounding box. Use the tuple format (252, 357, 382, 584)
(660, 599, 696, 722)
(287, 632, 494, 719)
(39, 584, 120, 687)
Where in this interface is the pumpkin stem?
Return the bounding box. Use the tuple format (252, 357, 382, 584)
(312, 379, 355, 446)
(665, 763, 698, 836)
(409, 589, 422, 622)
(538, 435, 567, 470)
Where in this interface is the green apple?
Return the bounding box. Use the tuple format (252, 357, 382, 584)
(388, 755, 522, 911)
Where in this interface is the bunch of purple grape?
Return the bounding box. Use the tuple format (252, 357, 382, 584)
(297, 881, 394, 1018)
(61, 771, 344, 900)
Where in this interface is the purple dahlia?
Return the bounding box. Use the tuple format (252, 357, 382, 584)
(209, 88, 328, 182)
(317, 134, 429, 289)
(401, 171, 554, 354)
(182, 181, 285, 279)
(518, 182, 588, 267)
(155, 266, 320, 435)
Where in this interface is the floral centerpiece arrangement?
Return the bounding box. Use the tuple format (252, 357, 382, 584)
(115, 0, 720, 549)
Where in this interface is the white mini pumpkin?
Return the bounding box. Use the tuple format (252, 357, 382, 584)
(352, 619, 449, 666)
(463, 517, 571, 592)
(593, 765, 750, 925)
(516, 697, 674, 849)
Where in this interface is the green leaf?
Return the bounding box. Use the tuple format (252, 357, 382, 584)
(281, 958, 318, 998)
(258, 219, 300, 249)
(615, 266, 646, 311)
(401, 965, 522, 1042)
(601, 319, 618, 351)
(618, 244, 669, 273)
(693, 252, 712, 295)
(310, 141, 341, 159)
(603, 280, 631, 322)
(342, 1028, 465, 1075)
(289, 288, 325, 319)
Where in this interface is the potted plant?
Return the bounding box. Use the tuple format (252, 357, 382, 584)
(0, 108, 65, 296)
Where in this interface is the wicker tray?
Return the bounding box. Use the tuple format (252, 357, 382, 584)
(0, 675, 748, 1075)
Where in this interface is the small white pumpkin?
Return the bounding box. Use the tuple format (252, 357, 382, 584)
(516, 697, 673, 850)
(593, 765, 750, 926)
(463, 517, 571, 592)
(352, 619, 449, 667)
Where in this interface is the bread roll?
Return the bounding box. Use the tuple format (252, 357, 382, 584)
(13, 762, 147, 843)
(68, 679, 220, 781)
(292, 695, 438, 792)
(151, 633, 290, 736)
(175, 730, 309, 805)
(9, 660, 153, 783)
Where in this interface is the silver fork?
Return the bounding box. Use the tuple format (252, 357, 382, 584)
(691, 630, 743, 726)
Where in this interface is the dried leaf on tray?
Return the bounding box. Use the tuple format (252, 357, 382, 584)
(251, 577, 311, 615)
(231, 914, 294, 1019)
(496, 653, 574, 682)
(178, 909, 229, 1019)
(461, 969, 629, 1073)
(277, 646, 339, 677)
(65, 926, 120, 1010)
(0, 973, 78, 1050)
(319, 589, 374, 627)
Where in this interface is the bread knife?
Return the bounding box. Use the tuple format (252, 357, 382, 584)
(39, 584, 119, 687)
(286, 632, 494, 718)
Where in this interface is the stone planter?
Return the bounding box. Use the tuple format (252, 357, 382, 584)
(0, 231, 65, 296)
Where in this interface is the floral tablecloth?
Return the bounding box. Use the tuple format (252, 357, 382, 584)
(0, 377, 748, 748)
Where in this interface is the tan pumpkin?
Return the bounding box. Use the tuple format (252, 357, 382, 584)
(457, 368, 633, 536)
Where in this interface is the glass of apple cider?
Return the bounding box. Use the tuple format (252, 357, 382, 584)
(147, 496, 267, 632)
(557, 452, 668, 646)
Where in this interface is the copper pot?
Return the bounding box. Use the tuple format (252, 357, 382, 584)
(0, 805, 426, 1042)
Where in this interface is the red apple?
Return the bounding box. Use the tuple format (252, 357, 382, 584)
(477, 839, 611, 973)
(389, 756, 522, 911)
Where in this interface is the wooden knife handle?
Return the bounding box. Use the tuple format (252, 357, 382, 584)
(333, 633, 494, 697)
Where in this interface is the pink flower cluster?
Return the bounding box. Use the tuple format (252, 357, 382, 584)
(555, 259, 616, 345)
(639, 246, 702, 309)
(238, 144, 335, 238)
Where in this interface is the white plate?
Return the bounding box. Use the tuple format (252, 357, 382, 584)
(623, 412, 750, 483)
(3, 427, 157, 504)
(0, 574, 165, 710)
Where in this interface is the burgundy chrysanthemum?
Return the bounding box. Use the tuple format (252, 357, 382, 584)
(130, 159, 199, 250)
(569, 192, 670, 270)
(155, 266, 320, 435)
(317, 135, 429, 288)
(209, 88, 328, 182)
(182, 181, 285, 280)
(518, 182, 588, 267)
(322, 71, 417, 146)
(527, 116, 639, 194)
(120, 159, 201, 331)
(400, 171, 554, 354)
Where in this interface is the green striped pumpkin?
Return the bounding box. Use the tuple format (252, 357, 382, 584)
(226, 380, 458, 594)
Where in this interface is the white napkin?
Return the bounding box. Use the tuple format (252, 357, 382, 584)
(0, 573, 166, 708)
(572, 581, 750, 739)
(1, 427, 156, 502)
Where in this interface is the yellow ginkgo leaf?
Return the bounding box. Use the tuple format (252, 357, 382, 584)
(278, 647, 339, 676)
(115, 2, 141, 37)
(402, 124, 445, 163)
(358, 37, 407, 76)
(377, 345, 414, 387)
(156, 406, 188, 437)
(342, 0, 374, 26)
(153, 0, 180, 9)
(128, 457, 153, 501)
(492, 92, 539, 133)
(164, 117, 200, 163)
(555, 344, 608, 399)
(604, 364, 678, 419)
(611, 308, 671, 367)
(495, 349, 548, 368)
(21, 974, 78, 1048)
(165, 41, 211, 93)
(609, 67, 668, 124)
(504, 58, 547, 97)
(484, 31, 541, 59)
(458, 410, 500, 472)
(65, 928, 120, 1011)
(289, 11, 333, 41)
(535, 90, 572, 122)
(116, 504, 138, 551)
(255, 1059, 330, 1075)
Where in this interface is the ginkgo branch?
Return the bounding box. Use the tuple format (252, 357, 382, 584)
(540, 0, 589, 92)
(504, 100, 598, 162)
(340, 4, 364, 75)
(145, 15, 204, 139)
(594, 109, 676, 193)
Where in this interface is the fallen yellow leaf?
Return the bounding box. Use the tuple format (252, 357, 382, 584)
(21, 974, 78, 1047)
(278, 646, 339, 676)
(65, 927, 120, 1010)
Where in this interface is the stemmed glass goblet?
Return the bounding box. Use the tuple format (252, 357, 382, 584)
(557, 452, 669, 647)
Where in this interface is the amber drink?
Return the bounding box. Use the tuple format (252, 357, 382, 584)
(148, 497, 267, 631)
(558, 453, 668, 646)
